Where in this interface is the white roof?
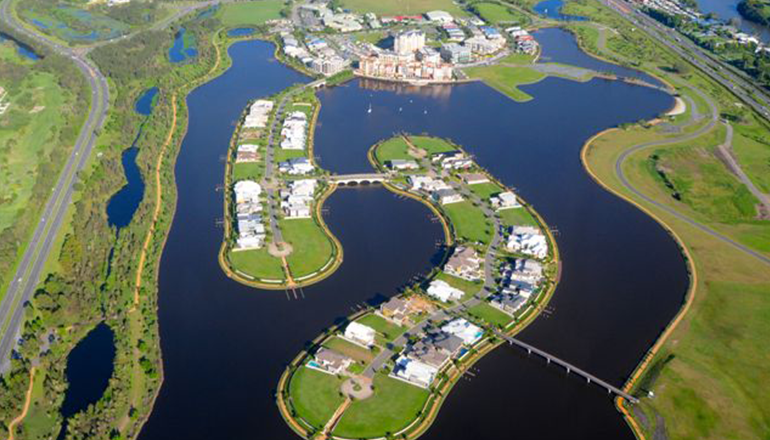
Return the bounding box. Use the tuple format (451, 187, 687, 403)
(426, 279, 464, 302)
(345, 321, 375, 344)
(234, 180, 262, 197)
(395, 355, 438, 387)
(441, 318, 483, 345)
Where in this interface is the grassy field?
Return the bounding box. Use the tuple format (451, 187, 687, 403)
(375, 137, 412, 164)
(288, 366, 345, 430)
(228, 248, 285, 280)
(280, 218, 334, 278)
(467, 181, 504, 200)
(463, 65, 546, 102)
(408, 136, 456, 155)
(332, 373, 430, 438)
(339, 0, 466, 16)
(467, 302, 513, 328)
(356, 314, 407, 343)
(218, 0, 285, 26)
(442, 201, 493, 244)
(322, 336, 376, 363)
(732, 122, 770, 194)
(473, 2, 529, 24)
(232, 162, 264, 181)
(498, 206, 537, 227)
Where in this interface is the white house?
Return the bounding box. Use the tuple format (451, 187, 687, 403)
(243, 100, 273, 129)
(279, 157, 314, 175)
(344, 321, 376, 347)
(388, 159, 419, 171)
(393, 355, 439, 388)
(425, 10, 454, 24)
(506, 226, 548, 259)
(441, 318, 483, 345)
(313, 348, 353, 375)
(426, 279, 464, 302)
(491, 191, 522, 210)
(234, 180, 262, 204)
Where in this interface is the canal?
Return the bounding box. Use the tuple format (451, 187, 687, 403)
(137, 32, 688, 440)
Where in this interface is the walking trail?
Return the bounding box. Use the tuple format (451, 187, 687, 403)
(6, 367, 35, 440)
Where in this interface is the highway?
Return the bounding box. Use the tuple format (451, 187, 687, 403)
(0, 0, 110, 372)
(601, 0, 770, 119)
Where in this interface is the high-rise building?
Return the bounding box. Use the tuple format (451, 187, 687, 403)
(394, 30, 426, 55)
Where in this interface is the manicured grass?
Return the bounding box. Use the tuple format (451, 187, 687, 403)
(375, 137, 412, 164)
(322, 336, 375, 363)
(332, 373, 430, 438)
(274, 148, 307, 164)
(468, 182, 504, 200)
(497, 206, 538, 227)
(280, 218, 334, 278)
(356, 314, 407, 343)
(218, 0, 285, 26)
(408, 136, 456, 155)
(232, 162, 264, 181)
(464, 65, 546, 102)
(732, 121, 770, 194)
(339, 0, 467, 16)
(289, 366, 345, 429)
(442, 200, 493, 244)
(499, 52, 537, 65)
(473, 2, 529, 24)
(467, 302, 513, 328)
(228, 248, 285, 280)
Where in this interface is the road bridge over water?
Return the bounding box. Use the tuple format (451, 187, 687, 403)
(327, 173, 390, 185)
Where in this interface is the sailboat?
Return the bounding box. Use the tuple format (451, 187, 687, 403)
(367, 104, 372, 114)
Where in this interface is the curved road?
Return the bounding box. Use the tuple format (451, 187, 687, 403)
(0, 0, 110, 372)
(614, 87, 770, 266)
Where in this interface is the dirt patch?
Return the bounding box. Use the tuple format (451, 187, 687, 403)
(341, 376, 373, 400)
(408, 147, 427, 159)
(269, 241, 293, 257)
(29, 105, 45, 114)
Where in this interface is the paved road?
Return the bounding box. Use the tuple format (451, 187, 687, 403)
(613, 86, 770, 266)
(0, 0, 111, 372)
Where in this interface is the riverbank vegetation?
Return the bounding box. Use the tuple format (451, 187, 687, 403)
(278, 135, 560, 440)
(560, 0, 770, 438)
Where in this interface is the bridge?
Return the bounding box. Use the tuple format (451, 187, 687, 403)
(327, 173, 390, 185)
(494, 329, 639, 403)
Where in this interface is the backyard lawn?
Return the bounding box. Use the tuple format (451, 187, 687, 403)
(232, 162, 264, 181)
(228, 248, 285, 280)
(289, 366, 345, 429)
(498, 206, 538, 227)
(218, 0, 285, 26)
(281, 218, 334, 278)
(468, 181, 504, 200)
(356, 314, 407, 343)
(332, 373, 430, 438)
(323, 336, 376, 363)
(443, 201, 493, 244)
(435, 271, 482, 301)
(467, 302, 513, 328)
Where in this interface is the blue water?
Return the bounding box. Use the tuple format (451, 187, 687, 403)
(227, 27, 256, 37)
(533, 0, 587, 21)
(136, 87, 159, 116)
(535, 27, 664, 86)
(107, 146, 145, 229)
(169, 28, 198, 63)
(197, 5, 219, 20)
(0, 32, 40, 60)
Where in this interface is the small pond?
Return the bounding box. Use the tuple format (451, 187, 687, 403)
(534, 0, 588, 21)
(169, 28, 198, 63)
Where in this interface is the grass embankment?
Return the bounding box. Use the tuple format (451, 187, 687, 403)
(472, 2, 530, 25)
(464, 64, 546, 102)
(339, 0, 467, 16)
(218, 1, 285, 27)
(332, 374, 430, 438)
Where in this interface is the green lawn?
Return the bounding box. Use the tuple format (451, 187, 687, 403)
(497, 206, 538, 227)
(435, 270, 482, 301)
(218, 0, 285, 26)
(499, 52, 537, 65)
(473, 2, 529, 24)
(442, 201, 493, 244)
(274, 148, 307, 164)
(467, 302, 513, 328)
(280, 218, 334, 278)
(356, 314, 407, 343)
(732, 122, 770, 194)
(468, 182, 504, 200)
(464, 65, 547, 102)
(289, 366, 345, 430)
(332, 373, 430, 438)
(339, 0, 466, 16)
(232, 162, 264, 181)
(375, 137, 413, 165)
(322, 336, 375, 363)
(408, 136, 456, 155)
(228, 248, 285, 280)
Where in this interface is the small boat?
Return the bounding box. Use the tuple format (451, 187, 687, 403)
(367, 104, 372, 114)
(399, 107, 403, 112)
(424, 109, 428, 114)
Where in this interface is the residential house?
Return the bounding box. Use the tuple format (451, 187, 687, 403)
(279, 157, 314, 175)
(313, 348, 353, 375)
(461, 173, 490, 185)
(426, 279, 464, 302)
(393, 355, 439, 388)
(490, 191, 522, 210)
(236, 144, 259, 163)
(432, 188, 463, 205)
(506, 225, 548, 259)
(441, 318, 483, 345)
(444, 246, 483, 281)
(344, 321, 376, 347)
(388, 159, 419, 171)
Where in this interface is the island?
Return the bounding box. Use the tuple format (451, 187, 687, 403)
(276, 135, 560, 439)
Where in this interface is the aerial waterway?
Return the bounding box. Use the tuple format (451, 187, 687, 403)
(137, 33, 687, 440)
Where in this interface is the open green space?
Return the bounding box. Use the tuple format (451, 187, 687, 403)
(339, 0, 467, 16)
(499, 52, 537, 65)
(356, 314, 407, 343)
(332, 373, 430, 438)
(274, 148, 307, 164)
(732, 122, 770, 194)
(375, 137, 412, 164)
(228, 248, 285, 280)
(497, 206, 537, 227)
(467, 302, 513, 328)
(467, 181, 504, 200)
(471, 2, 529, 24)
(280, 218, 334, 278)
(232, 162, 265, 181)
(464, 65, 546, 102)
(218, 0, 285, 26)
(408, 136, 456, 155)
(18, 1, 134, 43)
(322, 336, 375, 363)
(288, 366, 345, 430)
(442, 200, 492, 244)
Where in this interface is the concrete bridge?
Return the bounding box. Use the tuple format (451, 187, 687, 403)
(494, 330, 639, 403)
(328, 173, 389, 185)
